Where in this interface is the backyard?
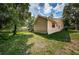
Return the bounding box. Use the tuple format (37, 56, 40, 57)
(0, 3, 79, 55)
(0, 29, 79, 55)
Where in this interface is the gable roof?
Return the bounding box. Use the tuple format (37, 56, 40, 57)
(34, 15, 47, 24)
(34, 15, 63, 24)
(36, 15, 47, 20)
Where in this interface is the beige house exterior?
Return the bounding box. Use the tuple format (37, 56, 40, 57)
(34, 15, 64, 34)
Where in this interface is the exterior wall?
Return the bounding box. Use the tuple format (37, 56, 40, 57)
(34, 17, 47, 33)
(47, 20, 64, 34)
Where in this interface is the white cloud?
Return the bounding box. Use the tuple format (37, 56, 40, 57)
(52, 3, 65, 18)
(29, 3, 65, 18)
(53, 3, 65, 12)
(29, 3, 40, 16)
(29, 3, 39, 7)
(44, 3, 52, 14)
(29, 3, 53, 16)
(53, 13, 62, 18)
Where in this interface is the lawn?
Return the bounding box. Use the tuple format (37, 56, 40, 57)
(0, 30, 79, 55)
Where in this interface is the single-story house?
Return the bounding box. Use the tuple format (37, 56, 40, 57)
(34, 15, 64, 34)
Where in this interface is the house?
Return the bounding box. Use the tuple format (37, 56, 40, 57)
(34, 15, 64, 34)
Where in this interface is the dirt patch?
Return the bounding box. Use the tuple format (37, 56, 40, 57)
(34, 41, 46, 48)
(55, 40, 79, 55)
(26, 40, 47, 54)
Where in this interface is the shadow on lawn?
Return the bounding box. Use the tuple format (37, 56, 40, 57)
(0, 33, 34, 55)
(69, 30, 79, 33)
(34, 30, 71, 42)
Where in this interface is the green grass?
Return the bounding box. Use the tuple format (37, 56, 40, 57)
(0, 30, 79, 55)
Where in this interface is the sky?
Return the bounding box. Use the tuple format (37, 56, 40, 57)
(29, 3, 65, 18)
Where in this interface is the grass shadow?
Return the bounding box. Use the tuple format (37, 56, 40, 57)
(0, 32, 34, 55)
(0, 31, 11, 44)
(34, 30, 71, 42)
(68, 30, 79, 33)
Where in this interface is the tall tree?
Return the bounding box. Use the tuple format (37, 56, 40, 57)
(63, 3, 79, 30)
(26, 16, 35, 32)
(0, 3, 30, 35)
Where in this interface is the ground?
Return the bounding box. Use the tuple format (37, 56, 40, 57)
(0, 29, 79, 55)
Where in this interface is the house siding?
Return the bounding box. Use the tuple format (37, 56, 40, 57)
(34, 15, 64, 34)
(47, 20, 64, 34)
(34, 17, 47, 33)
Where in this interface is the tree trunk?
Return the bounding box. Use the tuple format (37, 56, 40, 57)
(0, 25, 2, 29)
(13, 24, 17, 35)
(0, 22, 3, 29)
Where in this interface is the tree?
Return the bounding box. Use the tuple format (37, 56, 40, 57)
(0, 3, 31, 35)
(63, 3, 79, 30)
(9, 4, 31, 35)
(0, 4, 10, 29)
(25, 15, 35, 32)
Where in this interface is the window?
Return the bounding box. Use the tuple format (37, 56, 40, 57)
(52, 23, 55, 28)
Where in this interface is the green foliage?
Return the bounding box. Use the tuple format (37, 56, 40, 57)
(0, 3, 30, 28)
(63, 3, 79, 30)
(26, 16, 35, 32)
(0, 3, 32, 35)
